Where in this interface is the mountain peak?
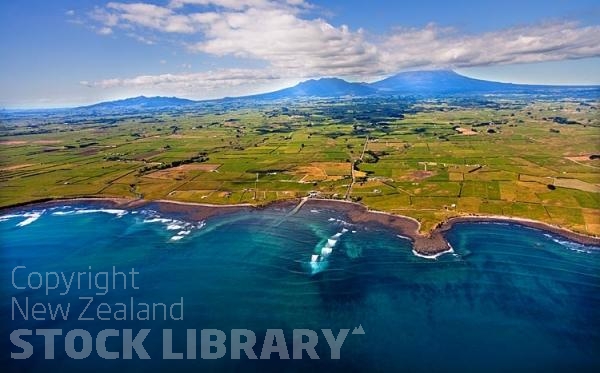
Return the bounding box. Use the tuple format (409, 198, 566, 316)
(252, 77, 376, 99)
(295, 77, 366, 87)
(371, 69, 510, 93)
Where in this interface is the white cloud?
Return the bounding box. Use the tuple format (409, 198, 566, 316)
(381, 22, 600, 70)
(97, 27, 113, 35)
(105, 2, 197, 33)
(81, 68, 286, 98)
(190, 8, 380, 77)
(89, 1, 600, 77)
(90, 1, 379, 77)
(128, 33, 155, 45)
(90, 6, 119, 27)
(83, 1, 600, 97)
(168, 0, 271, 10)
(167, 0, 309, 11)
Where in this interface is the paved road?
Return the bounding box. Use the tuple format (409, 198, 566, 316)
(345, 136, 369, 200)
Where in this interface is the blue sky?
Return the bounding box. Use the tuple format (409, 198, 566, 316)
(1, 0, 599, 108)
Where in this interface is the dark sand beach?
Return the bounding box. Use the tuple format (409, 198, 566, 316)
(3, 196, 599, 256)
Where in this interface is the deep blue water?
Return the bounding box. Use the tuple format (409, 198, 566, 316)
(1, 203, 599, 372)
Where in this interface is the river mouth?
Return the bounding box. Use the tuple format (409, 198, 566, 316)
(2, 202, 599, 371)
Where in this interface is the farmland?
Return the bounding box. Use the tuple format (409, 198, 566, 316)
(1, 97, 599, 235)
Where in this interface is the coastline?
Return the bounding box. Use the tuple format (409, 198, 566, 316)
(304, 199, 600, 254)
(2, 196, 599, 255)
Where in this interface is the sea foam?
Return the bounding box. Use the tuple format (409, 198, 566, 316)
(412, 245, 455, 260)
(0, 211, 45, 227)
(51, 208, 128, 217)
(16, 211, 44, 227)
(308, 226, 349, 274)
(551, 237, 597, 254)
(140, 210, 206, 242)
(0, 214, 24, 222)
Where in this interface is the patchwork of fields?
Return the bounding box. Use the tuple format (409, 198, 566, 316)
(1, 98, 598, 235)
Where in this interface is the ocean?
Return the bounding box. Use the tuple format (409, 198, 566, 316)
(1, 202, 599, 372)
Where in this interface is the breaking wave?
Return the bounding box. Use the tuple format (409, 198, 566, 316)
(307, 222, 351, 275)
(544, 233, 599, 254)
(0, 211, 45, 227)
(412, 244, 455, 260)
(51, 208, 128, 217)
(140, 210, 206, 242)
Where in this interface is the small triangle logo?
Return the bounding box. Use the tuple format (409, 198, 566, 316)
(352, 324, 365, 335)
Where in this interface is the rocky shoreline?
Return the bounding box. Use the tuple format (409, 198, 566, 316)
(2, 196, 599, 256)
(302, 199, 600, 254)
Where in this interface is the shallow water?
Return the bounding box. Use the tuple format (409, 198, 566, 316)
(1, 203, 599, 372)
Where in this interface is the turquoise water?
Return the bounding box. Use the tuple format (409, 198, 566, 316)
(1, 202, 599, 372)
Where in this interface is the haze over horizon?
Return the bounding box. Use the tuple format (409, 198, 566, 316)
(1, 0, 600, 108)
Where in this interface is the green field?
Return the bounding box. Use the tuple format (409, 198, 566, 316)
(1, 98, 599, 235)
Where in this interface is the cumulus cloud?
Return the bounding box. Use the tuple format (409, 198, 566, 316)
(189, 8, 379, 77)
(105, 2, 197, 33)
(83, 0, 600, 95)
(88, 1, 380, 77)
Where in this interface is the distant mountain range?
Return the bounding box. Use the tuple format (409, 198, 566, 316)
(74, 70, 600, 112)
(258, 70, 599, 98)
(80, 95, 197, 111)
